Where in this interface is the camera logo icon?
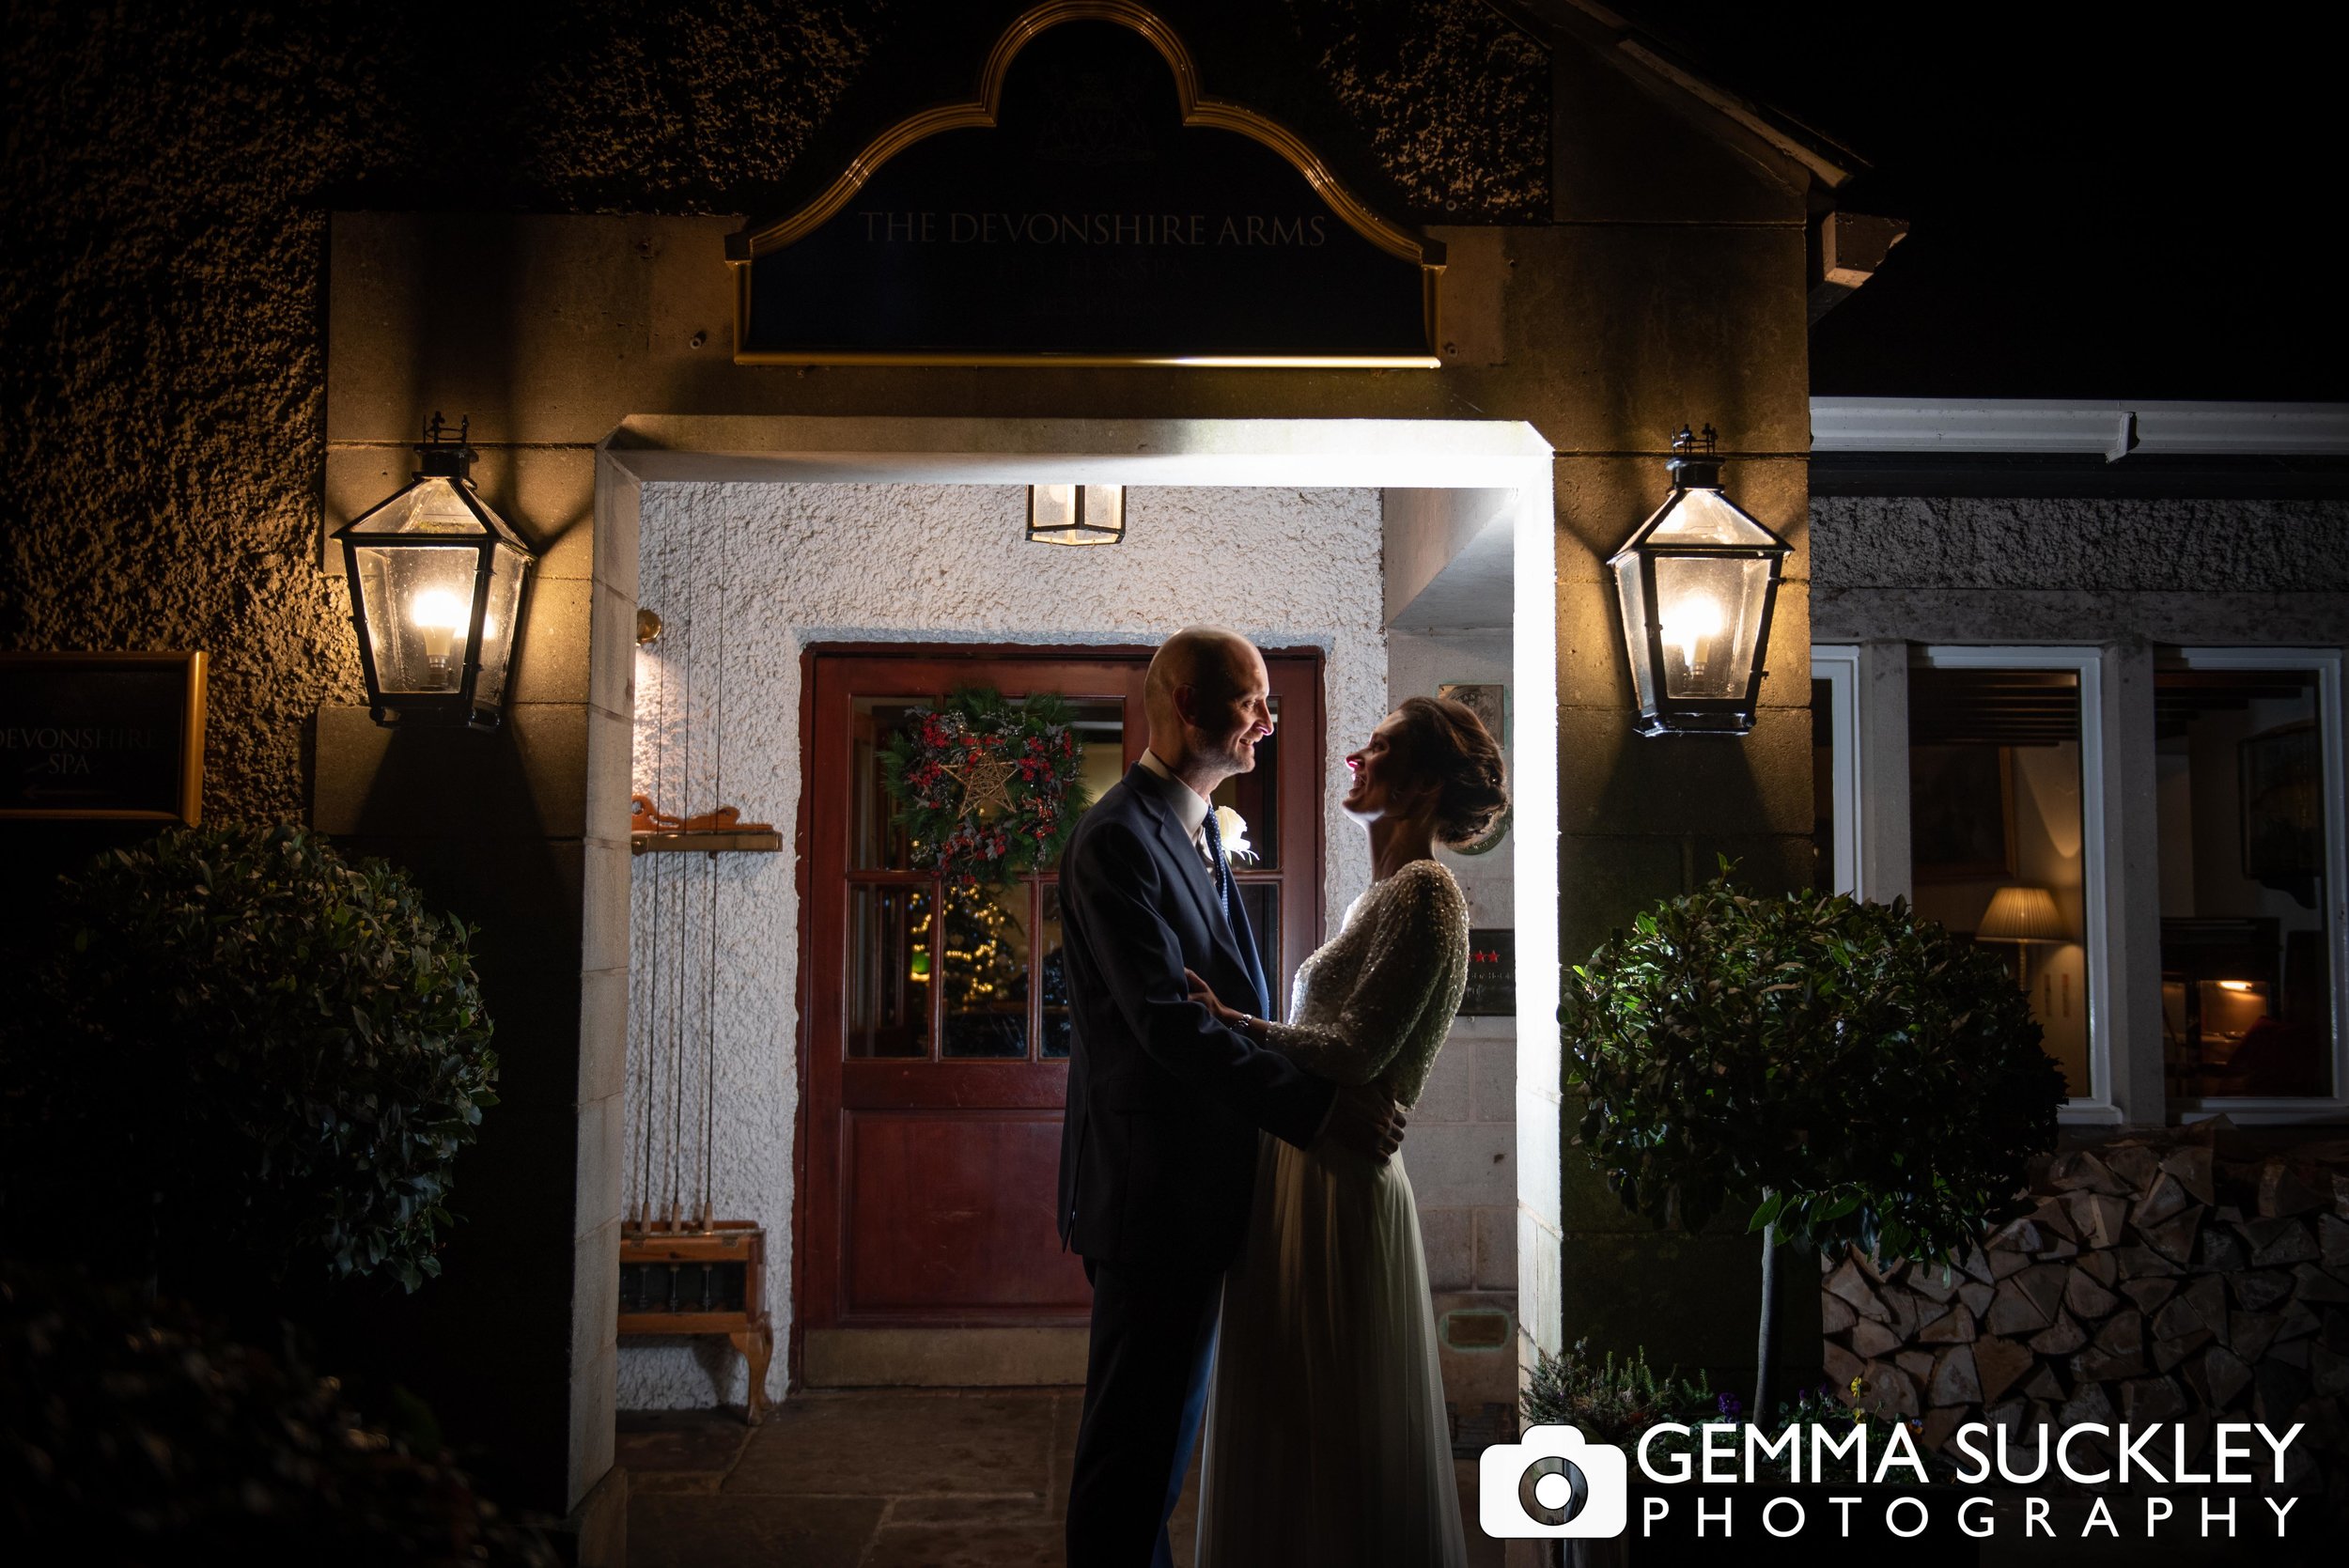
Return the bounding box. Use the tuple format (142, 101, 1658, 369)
(1478, 1424, 1629, 1539)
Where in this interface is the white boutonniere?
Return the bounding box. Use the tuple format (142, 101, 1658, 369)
(1216, 805, 1257, 863)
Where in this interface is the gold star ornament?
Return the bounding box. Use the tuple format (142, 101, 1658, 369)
(943, 755, 1019, 818)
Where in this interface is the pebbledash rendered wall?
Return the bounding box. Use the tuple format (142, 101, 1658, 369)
(620, 482, 1389, 1408)
(1811, 493, 2349, 644)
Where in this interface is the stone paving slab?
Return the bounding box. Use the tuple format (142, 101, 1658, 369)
(630, 1493, 885, 1568)
(883, 1495, 1058, 1526)
(616, 1407, 756, 1474)
(722, 1389, 1061, 1498)
(862, 1519, 1066, 1567)
(621, 1394, 1500, 1566)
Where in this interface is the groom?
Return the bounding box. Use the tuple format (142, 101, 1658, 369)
(1057, 627, 1406, 1566)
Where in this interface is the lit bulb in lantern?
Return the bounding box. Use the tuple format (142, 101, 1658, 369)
(411, 588, 470, 678)
(1658, 594, 1722, 676)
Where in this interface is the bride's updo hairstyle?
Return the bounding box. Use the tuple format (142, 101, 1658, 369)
(1392, 695, 1509, 848)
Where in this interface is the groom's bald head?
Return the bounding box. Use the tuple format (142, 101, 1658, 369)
(1146, 628, 1273, 791)
(1146, 627, 1252, 718)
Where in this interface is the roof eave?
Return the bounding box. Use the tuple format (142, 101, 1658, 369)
(1485, 0, 1867, 190)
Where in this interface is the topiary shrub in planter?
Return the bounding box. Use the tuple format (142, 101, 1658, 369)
(1561, 869, 2064, 1415)
(0, 825, 498, 1296)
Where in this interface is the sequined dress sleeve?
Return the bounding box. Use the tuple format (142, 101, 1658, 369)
(1257, 860, 1470, 1109)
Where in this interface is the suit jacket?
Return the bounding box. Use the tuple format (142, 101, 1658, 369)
(1055, 763, 1336, 1268)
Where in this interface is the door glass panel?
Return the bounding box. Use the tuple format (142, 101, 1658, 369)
(851, 698, 925, 871)
(848, 884, 931, 1059)
(1236, 880, 1281, 1019)
(1907, 665, 2090, 1097)
(942, 881, 1030, 1058)
(1038, 882, 1073, 1059)
(1067, 699, 1128, 806)
(1210, 693, 1280, 869)
(2155, 664, 2333, 1099)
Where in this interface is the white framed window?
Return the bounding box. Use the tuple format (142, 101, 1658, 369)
(1817, 643, 2119, 1121)
(1811, 645, 1861, 897)
(2156, 648, 2348, 1124)
(1908, 646, 2115, 1119)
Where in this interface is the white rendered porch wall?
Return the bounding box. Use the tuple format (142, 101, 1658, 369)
(618, 482, 1388, 1409)
(1385, 628, 1518, 1301)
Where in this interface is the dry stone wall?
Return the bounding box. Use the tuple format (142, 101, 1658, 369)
(1822, 1127, 2348, 1491)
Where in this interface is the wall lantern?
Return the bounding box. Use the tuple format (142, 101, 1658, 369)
(333, 413, 536, 731)
(1608, 425, 1790, 737)
(1027, 484, 1125, 546)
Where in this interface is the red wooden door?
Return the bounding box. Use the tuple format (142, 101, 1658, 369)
(798, 645, 1323, 1344)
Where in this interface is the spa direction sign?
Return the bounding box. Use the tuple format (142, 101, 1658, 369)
(727, 8, 1444, 366)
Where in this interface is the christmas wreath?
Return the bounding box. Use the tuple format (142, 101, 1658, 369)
(880, 687, 1091, 888)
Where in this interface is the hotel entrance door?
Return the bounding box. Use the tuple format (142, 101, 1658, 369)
(798, 645, 1322, 1384)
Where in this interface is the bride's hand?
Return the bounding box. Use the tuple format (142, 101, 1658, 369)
(1183, 967, 1237, 1026)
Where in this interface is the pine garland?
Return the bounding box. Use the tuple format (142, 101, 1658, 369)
(879, 687, 1091, 889)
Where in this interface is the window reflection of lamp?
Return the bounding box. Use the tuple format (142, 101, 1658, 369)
(2217, 980, 2256, 993)
(1978, 885, 2066, 990)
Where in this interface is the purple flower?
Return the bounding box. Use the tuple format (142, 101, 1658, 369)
(1717, 1392, 1743, 1419)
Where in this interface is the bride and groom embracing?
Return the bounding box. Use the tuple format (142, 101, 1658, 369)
(1056, 628, 1509, 1567)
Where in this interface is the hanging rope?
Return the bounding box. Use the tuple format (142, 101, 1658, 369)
(670, 519, 695, 1231)
(637, 573, 666, 1239)
(701, 510, 726, 1232)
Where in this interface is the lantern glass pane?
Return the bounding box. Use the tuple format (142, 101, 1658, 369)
(1651, 553, 1773, 701)
(1071, 484, 1124, 545)
(473, 542, 529, 707)
(1029, 484, 1078, 539)
(344, 475, 492, 538)
(352, 544, 482, 694)
(1611, 552, 1658, 714)
(1642, 486, 1781, 550)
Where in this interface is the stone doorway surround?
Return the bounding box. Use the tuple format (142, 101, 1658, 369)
(584, 416, 1563, 1412)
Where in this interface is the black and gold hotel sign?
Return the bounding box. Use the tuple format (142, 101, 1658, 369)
(0, 652, 207, 824)
(726, 2, 1445, 367)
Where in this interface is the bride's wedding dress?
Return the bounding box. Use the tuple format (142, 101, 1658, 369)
(1195, 858, 1472, 1567)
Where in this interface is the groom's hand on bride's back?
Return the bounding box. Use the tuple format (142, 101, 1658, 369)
(1323, 1083, 1406, 1165)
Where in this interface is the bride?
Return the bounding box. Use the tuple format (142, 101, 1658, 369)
(1185, 694, 1508, 1566)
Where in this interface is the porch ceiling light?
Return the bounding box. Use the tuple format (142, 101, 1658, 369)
(1027, 484, 1125, 546)
(333, 413, 535, 731)
(1608, 425, 1790, 737)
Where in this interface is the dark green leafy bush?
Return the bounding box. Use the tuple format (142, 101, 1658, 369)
(0, 1263, 554, 1564)
(1561, 874, 2064, 1264)
(2, 825, 497, 1292)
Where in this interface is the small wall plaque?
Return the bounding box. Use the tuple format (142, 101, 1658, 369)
(1436, 681, 1507, 748)
(0, 652, 207, 823)
(1460, 927, 1514, 1017)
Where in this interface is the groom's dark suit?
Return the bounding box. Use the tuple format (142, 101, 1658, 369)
(1058, 760, 1336, 1566)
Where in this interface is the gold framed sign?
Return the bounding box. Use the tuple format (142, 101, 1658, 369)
(726, 0, 1444, 367)
(0, 651, 207, 824)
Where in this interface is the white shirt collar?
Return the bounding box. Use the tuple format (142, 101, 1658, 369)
(1137, 748, 1212, 838)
